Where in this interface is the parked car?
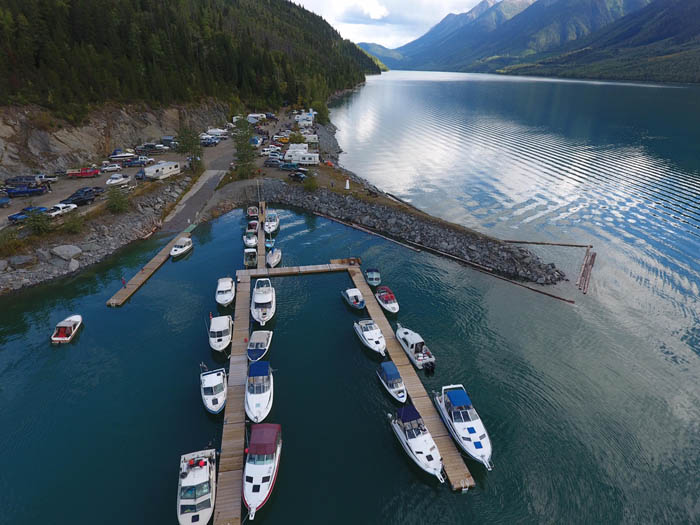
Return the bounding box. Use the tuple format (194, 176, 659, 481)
(35, 173, 59, 183)
(8, 206, 48, 223)
(46, 203, 77, 218)
(6, 185, 48, 198)
(105, 173, 131, 186)
(67, 167, 100, 178)
(4, 176, 40, 187)
(137, 156, 155, 165)
(288, 172, 306, 182)
(124, 159, 146, 168)
(61, 189, 96, 206)
(101, 163, 122, 173)
(279, 163, 299, 171)
(264, 159, 282, 168)
(87, 186, 106, 195)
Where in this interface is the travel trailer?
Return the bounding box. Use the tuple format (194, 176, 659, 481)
(144, 161, 181, 180)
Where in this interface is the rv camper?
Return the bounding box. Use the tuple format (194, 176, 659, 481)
(144, 161, 181, 180)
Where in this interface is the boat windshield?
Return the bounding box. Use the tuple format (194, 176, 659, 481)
(405, 426, 426, 439)
(387, 378, 403, 389)
(362, 324, 376, 333)
(248, 376, 270, 394)
(254, 301, 272, 309)
(453, 407, 478, 423)
(217, 289, 230, 295)
(180, 481, 211, 500)
(180, 499, 211, 514)
(203, 383, 225, 395)
(209, 328, 230, 338)
(247, 453, 274, 465)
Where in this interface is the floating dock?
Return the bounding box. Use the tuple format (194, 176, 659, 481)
(257, 202, 266, 270)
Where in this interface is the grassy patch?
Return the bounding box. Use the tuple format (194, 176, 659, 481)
(0, 229, 27, 258)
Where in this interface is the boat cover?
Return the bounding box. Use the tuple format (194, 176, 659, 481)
(249, 423, 281, 455)
(380, 362, 400, 381)
(447, 389, 472, 407)
(398, 404, 421, 423)
(376, 286, 395, 301)
(249, 361, 270, 377)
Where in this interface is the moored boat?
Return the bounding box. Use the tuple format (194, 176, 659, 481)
(377, 362, 407, 403)
(263, 211, 279, 234)
(200, 364, 227, 414)
(243, 424, 282, 520)
(245, 361, 274, 423)
(434, 384, 493, 470)
(251, 279, 276, 326)
(247, 330, 273, 362)
(243, 231, 258, 248)
(396, 323, 436, 371)
(50, 314, 82, 344)
(208, 315, 232, 352)
(177, 449, 217, 525)
(215, 277, 235, 307)
(170, 237, 193, 258)
(365, 268, 381, 287)
(247, 220, 259, 232)
(266, 248, 282, 268)
(353, 319, 386, 356)
(247, 206, 259, 220)
(244, 248, 257, 268)
(388, 404, 444, 482)
(375, 285, 399, 314)
(264, 236, 275, 251)
(341, 288, 365, 310)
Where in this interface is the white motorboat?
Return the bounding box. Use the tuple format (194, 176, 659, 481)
(170, 237, 193, 258)
(50, 314, 82, 344)
(396, 323, 436, 371)
(375, 285, 399, 314)
(263, 211, 279, 234)
(434, 385, 493, 470)
(353, 320, 386, 356)
(341, 288, 365, 310)
(243, 424, 282, 520)
(388, 404, 444, 482)
(247, 330, 273, 362)
(200, 365, 227, 414)
(247, 220, 259, 232)
(365, 267, 381, 287)
(266, 248, 282, 268)
(245, 361, 274, 423)
(177, 449, 217, 525)
(215, 277, 235, 307)
(377, 362, 407, 403)
(243, 231, 258, 248)
(208, 315, 232, 352)
(105, 173, 130, 186)
(251, 279, 276, 326)
(247, 206, 259, 220)
(244, 248, 257, 268)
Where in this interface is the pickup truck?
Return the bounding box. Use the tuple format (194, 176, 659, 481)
(67, 167, 100, 178)
(8, 206, 48, 223)
(6, 185, 48, 198)
(61, 188, 96, 206)
(279, 163, 299, 171)
(35, 173, 58, 183)
(4, 176, 40, 187)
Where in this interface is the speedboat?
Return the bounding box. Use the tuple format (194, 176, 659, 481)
(199, 364, 227, 414)
(208, 315, 232, 352)
(50, 314, 82, 344)
(244, 248, 257, 268)
(353, 320, 386, 356)
(247, 330, 273, 362)
(247, 220, 259, 232)
(396, 323, 436, 371)
(247, 206, 259, 220)
(105, 173, 130, 186)
(170, 237, 193, 258)
(365, 268, 381, 287)
(377, 362, 407, 403)
(266, 248, 282, 268)
(388, 404, 444, 482)
(434, 385, 493, 470)
(243, 231, 258, 248)
(177, 449, 217, 525)
(251, 279, 276, 326)
(341, 288, 365, 310)
(215, 277, 235, 307)
(375, 285, 399, 314)
(264, 236, 275, 251)
(245, 361, 274, 422)
(243, 424, 282, 520)
(263, 211, 279, 234)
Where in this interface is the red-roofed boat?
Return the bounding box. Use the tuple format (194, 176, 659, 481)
(375, 285, 399, 314)
(243, 423, 282, 520)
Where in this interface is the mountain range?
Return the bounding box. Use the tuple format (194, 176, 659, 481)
(359, 0, 699, 83)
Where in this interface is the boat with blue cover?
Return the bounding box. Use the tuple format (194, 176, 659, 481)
(245, 361, 274, 423)
(434, 384, 493, 470)
(377, 362, 406, 403)
(388, 403, 444, 482)
(247, 331, 273, 362)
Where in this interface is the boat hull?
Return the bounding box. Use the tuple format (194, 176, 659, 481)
(377, 370, 406, 403)
(243, 441, 282, 520)
(389, 418, 444, 482)
(245, 375, 274, 423)
(353, 323, 386, 356)
(216, 295, 234, 307)
(376, 298, 399, 314)
(50, 315, 83, 344)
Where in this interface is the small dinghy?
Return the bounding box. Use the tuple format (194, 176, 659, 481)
(247, 206, 259, 220)
(247, 330, 273, 362)
(341, 288, 365, 310)
(244, 248, 257, 268)
(200, 364, 227, 414)
(209, 315, 232, 353)
(266, 248, 282, 268)
(434, 385, 493, 470)
(263, 211, 280, 235)
(243, 231, 258, 248)
(245, 361, 274, 423)
(353, 319, 386, 356)
(377, 362, 407, 403)
(375, 285, 399, 314)
(365, 268, 381, 287)
(177, 449, 217, 525)
(170, 237, 193, 259)
(396, 323, 436, 371)
(243, 424, 282, 520)
(388, 404, 444, 482)
(251, 279, 276, 326)
(215, 277, 235, 307)
(51, 315, 82, 344)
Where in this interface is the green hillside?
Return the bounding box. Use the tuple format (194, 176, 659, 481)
(0, 0, 380, 121)
(358, 46, 389, 71)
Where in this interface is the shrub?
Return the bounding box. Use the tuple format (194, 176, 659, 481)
(107, 187, 129, 213)
(0, 229, 25, 257)
(303, 176, 318, 192)
(288, 132, 305, 144)
(26, 210, 52, 235)
(61, 212, 85, 234)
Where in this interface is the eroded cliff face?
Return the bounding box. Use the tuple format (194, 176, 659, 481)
(0, 100, 229, 178)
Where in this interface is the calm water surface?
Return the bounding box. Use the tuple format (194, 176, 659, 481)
(1, 71, 698, 524)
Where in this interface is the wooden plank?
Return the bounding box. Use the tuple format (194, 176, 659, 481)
(219, 423, 246, 472)
(433, 435, 475, 491)
(213, 469, 242, 525)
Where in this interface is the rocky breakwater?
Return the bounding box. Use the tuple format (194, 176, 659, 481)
(0, 176, 192, 294)
(208, 179, 566, 285)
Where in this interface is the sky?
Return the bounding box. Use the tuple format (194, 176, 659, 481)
(295, 0, 480, 49)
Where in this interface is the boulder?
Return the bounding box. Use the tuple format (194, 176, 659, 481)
(68, 258, 80, 272)
(51, 245, 82, 261)
(0, 260, 7, 272)
(36, 248, 51, 262)
(9, 254, 36, 268)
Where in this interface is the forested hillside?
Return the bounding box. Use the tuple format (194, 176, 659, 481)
(0, 0, 380, 122)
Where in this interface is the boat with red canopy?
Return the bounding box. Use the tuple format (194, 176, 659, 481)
(243, 423, 282, 520)
(375, 285, 399, 314)
(50, 314, 82, 344)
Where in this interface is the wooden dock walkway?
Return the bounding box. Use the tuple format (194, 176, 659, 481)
(257, 201, 266, 270)
(106, 228, 193, 307)
(348, 267, 476, 492)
